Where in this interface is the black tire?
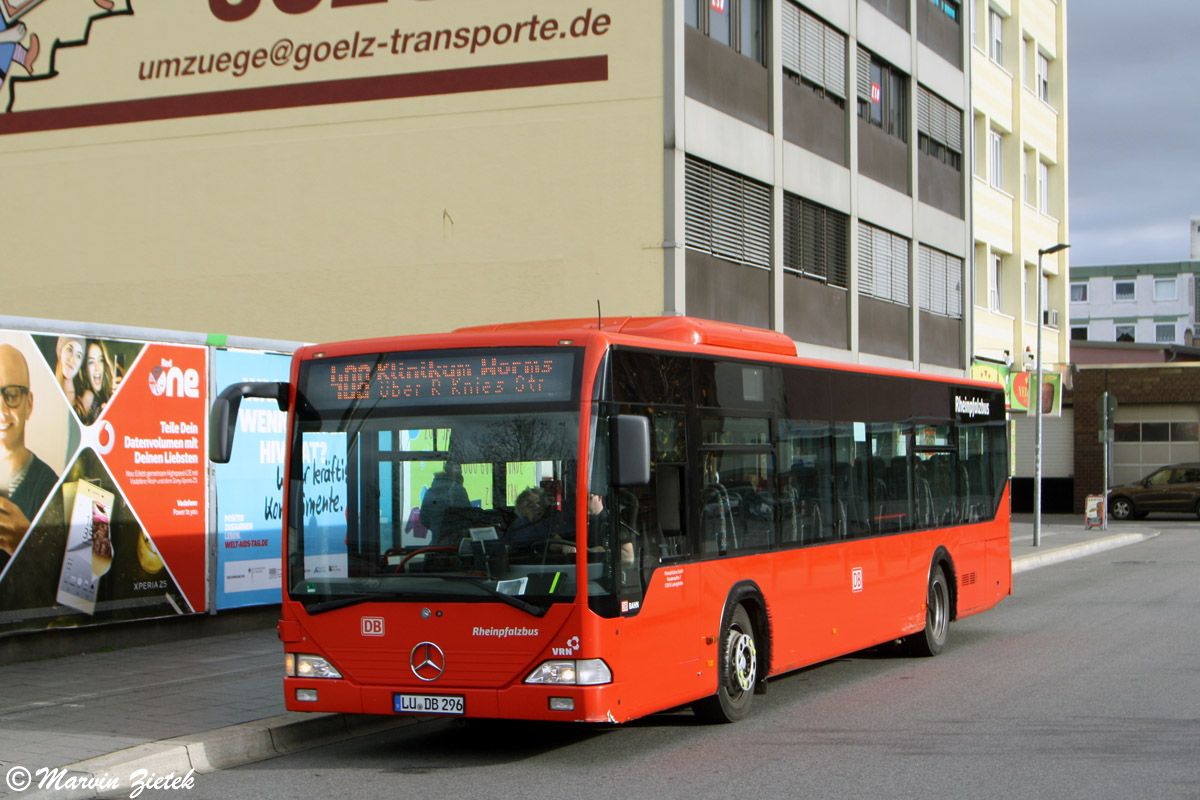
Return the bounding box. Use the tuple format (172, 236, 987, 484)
(1110, 496, 1134, 521)
(692, 604, 758, 723)
(903, 564, 949, 658)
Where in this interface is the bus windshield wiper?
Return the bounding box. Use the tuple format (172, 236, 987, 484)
(423, 574, 548, 618)
(304, 592, 404, 615)
(301, 577, 547, 618)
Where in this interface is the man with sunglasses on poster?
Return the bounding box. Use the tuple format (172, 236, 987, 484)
(0, 344, 58, 571)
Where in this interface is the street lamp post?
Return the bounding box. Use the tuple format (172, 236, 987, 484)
(1034, 242, 1070, 547)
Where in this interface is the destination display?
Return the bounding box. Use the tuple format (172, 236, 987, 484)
(303, 350, 577, 409)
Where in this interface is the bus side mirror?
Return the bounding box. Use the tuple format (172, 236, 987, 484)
(612, 414, 651, 487)
(209, 381, 290, 464)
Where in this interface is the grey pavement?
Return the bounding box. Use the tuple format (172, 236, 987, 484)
(0, 513, 1153, 800)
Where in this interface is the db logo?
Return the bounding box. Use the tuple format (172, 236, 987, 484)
(361, 617, 385, 636)
(851, 567, 864, 593)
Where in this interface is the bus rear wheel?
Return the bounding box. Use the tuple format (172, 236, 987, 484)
(903, 563, 949, 657)
(693, 604, 757, 723)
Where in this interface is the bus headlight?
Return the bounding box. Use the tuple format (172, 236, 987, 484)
(285, 653, 342, 679)
(524, 659, 612, 685)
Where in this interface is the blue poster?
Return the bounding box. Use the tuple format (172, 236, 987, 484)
(212, 350, 291, 610)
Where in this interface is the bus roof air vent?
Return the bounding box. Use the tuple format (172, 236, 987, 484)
(453, 316, 798, 357)
(614, 317, 798, 357)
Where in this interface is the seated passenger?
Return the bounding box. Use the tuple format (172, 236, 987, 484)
(507, 487, 575, 556)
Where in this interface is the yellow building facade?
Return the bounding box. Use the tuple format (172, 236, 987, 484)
(970, 0, 1069, 380)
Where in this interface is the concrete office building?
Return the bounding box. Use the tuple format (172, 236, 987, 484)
(2, 1, 971, 370)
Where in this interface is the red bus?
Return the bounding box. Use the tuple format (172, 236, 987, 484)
(211, 316, 1010, 723)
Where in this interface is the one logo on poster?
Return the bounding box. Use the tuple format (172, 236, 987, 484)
(148, 360, 200, 399)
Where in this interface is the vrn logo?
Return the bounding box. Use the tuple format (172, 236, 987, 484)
(552, 636, 580, 656)
(148, 359, 200, 398)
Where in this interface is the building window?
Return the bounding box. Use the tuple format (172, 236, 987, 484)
(1156, 323, 1176, 343)
(684, 155, 772, 269)
(1114, 281, 1136, 302)
(930, 0, 960, 21)
(1154, 278, 1177, 302)
(783, 193, 849, 288)
(1022, 148, 1033, 204)
(1071, 327, 1088, 341)
(1037, 52, 1050, 102)
(917, 86, 963, 170)
(858, 222, 910, 306)
(1038, 160, 1050, 212)
(989, 9, 1003, 65)
(989, 253, 1002, 311)
(918, 244, 963, 318)
(989, 130, 1003, 190)
(1115, 324, 1135, 342)
(781, 3, 847, 106)
(857, 49, 908, 141)
(1070, 282, 1088, 303)
(686, 0, 766, 65)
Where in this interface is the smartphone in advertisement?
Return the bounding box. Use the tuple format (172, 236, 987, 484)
(56, 479, 117, 616)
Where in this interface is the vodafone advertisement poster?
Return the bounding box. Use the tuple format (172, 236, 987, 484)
(0, 329, 207, 634)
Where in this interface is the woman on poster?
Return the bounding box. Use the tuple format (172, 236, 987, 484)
(74, 339, 115, 426)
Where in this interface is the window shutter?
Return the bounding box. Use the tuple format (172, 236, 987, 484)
(684, 157, 712, 253)
(783, 193, 801, 271)
(803, 201, 823, 279)
(711, 167, 743, 264)
(785, 193, 849, 287)
(949, 254, 963, 318)
(827, 209, 848, 288)
(857, 46, 872, 101)
(858, 223, 877, 298)
(743, 178, 772, 269)
(918, 86, 932, 137)
(891, 234, 909, 306)
(918, 86, 962, 152)
(919, 244, 934, 313)
(918, 244, 964, 318)
(686, 156, 771, 270)
(782, 2, 801, 74)
(825, 25, 846, 98)
(799, 9, 825, 87)
(946, 101, 962, 151)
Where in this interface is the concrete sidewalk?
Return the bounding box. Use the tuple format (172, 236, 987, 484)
(0, 514, 1153, 800)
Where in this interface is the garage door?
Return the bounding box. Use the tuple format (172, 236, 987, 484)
(1013, 407, 1074, 479)
(1110, 404, 1200, 486)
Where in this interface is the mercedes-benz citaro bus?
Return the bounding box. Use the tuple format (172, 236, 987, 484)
(210, 316, 1010, 724)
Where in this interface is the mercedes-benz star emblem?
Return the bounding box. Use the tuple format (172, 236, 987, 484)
(410, 641, 446, 682)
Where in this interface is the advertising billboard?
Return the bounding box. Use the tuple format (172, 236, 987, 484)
(0, 329, 206, 634)
(211, 348, 290, 610)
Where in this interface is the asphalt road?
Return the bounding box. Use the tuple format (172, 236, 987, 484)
(112, 519, 1199, 800)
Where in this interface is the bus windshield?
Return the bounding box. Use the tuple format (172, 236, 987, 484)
(286, 348, 604, 614)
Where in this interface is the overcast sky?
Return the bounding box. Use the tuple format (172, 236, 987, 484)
(1067, 2, 1200, 266)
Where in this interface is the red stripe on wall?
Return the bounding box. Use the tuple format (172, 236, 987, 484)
(0, 55, 608, 136)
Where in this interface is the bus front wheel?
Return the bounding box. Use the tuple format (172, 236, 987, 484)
(903, 563, 950, 657)
(693, 604, 757, 723)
